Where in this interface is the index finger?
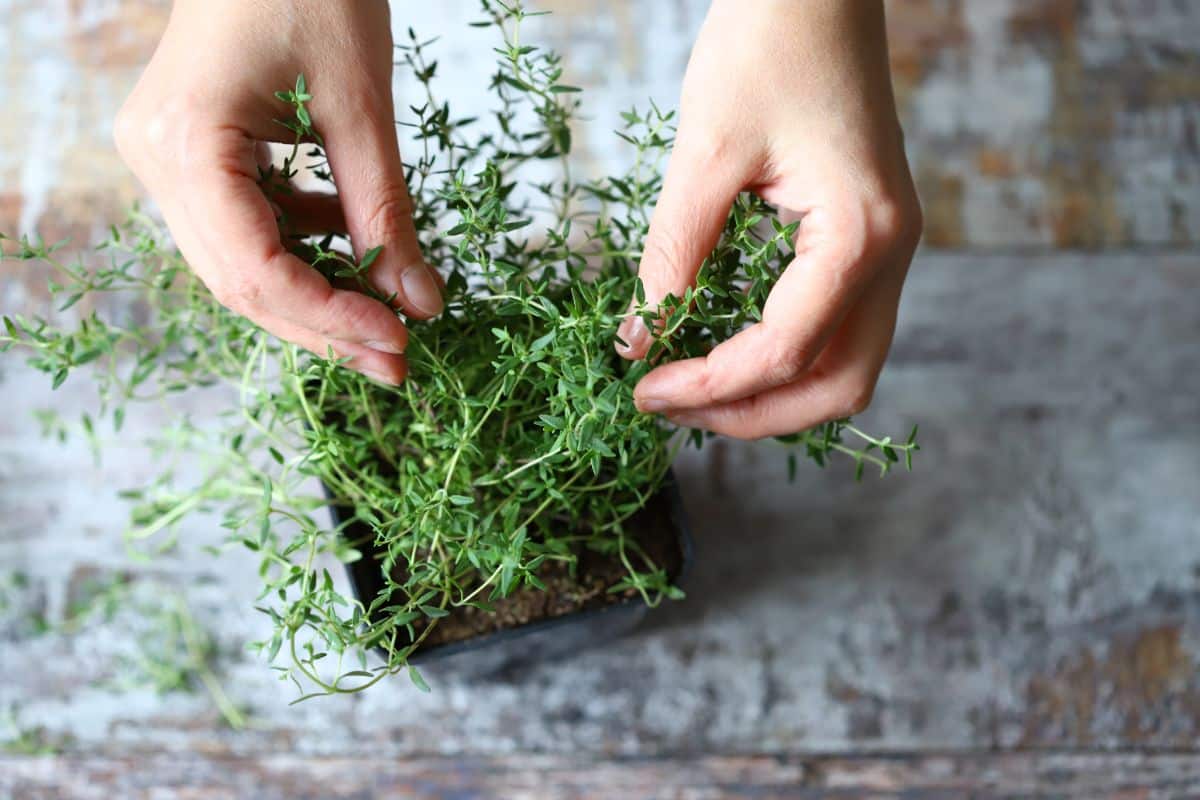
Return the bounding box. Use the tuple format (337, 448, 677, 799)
(179, 126, 411, 354)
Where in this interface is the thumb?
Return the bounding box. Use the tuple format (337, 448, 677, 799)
(323, 90, 443, 319)
(616, 138, 746, 359)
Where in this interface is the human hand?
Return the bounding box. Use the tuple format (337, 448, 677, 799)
(616, 0, 922, 439)
(114, 0, 443, 385)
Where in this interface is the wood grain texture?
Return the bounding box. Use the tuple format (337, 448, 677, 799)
(3, 752, 1200, 799)
(2, 252, 1197, 760)
(0, 0, 1197, 248)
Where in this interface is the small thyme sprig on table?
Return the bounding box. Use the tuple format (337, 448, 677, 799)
(1, 0, 917, 698)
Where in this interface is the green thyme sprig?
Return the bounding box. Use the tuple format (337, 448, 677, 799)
(1, 0, 917, 699)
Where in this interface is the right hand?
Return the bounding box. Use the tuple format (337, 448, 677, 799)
(114, 0, 442, 385)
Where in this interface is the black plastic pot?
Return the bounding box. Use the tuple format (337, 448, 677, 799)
(331, 472, 693, 674)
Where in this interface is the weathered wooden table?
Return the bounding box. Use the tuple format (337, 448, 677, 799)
(2, 252, 1197, 797)
(2, 0, 1198, 797)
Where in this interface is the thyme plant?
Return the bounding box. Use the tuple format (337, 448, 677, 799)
(1, 1, 917, 697)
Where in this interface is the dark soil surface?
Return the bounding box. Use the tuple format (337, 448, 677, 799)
(339, 488, 684, 652)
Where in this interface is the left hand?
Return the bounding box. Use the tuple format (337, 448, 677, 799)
(114, 0, 443, 386)
(615, 0, 922, 439)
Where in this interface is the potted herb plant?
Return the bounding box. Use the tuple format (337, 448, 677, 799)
(0, 2, 917, 697)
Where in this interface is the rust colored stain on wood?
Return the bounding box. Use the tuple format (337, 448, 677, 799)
(1023, 625, 1200, 747)
(885, 0, 968, 111)
(887, 0, 1199, 247)
(975, 147, 1017, 179)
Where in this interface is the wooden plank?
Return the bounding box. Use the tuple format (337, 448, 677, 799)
(2, 753, 1200, 799)
(2, 252, 1199, 757)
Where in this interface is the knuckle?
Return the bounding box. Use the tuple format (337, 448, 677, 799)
(863, 190, 924, 254)
(314, 294, 376, 340)
(825, 191, 924, 276)
(693, 362, 721, 406)
(642, 228, 692, 295)
(212, 275, 262, 315)
(150, 93, 199, 156)
(116, 90, 209, 168)
(724, 396, 772, 441)
(839, 378, 876, 418)
(762, 339, 811, 387)
(821, 208, 873, 280)
(867, 197, 905, 243)
(208, 283, 237, 313)
(362, 185, 416, 243)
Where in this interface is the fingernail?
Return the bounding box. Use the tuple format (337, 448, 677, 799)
(360, 368, 401, 386)
(366, 339, 405, 355)
(401, 265, 444, 316)
(634, 368, 687, 411)
(616, 316, 649, 355)
(636, 396, 671, 413)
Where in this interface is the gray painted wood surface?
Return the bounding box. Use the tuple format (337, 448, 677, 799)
(2, 0, 1199, 795)
(2, 252, 1197, 770)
